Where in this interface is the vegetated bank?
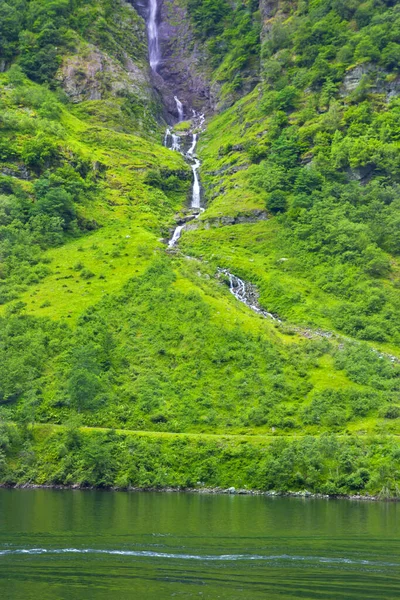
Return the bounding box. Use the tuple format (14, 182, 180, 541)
(0, 0, 399, 498)
(1, 422, 399, 499)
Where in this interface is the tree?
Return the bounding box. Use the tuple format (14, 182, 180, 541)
(67, 369, 102, 413)
(267, 190, 287, 214)
(34, 189, 75, 229)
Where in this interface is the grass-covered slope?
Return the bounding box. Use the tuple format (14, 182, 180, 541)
(0, 0, 399, 496)
(183, 0, 400, 352)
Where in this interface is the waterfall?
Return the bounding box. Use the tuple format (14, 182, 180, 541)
(147, 0, 160, 71)
(220, 269, 280, 321)
(165, 117, 205, 247)
(163, 130, 181, 152)
(171, 133, 181, 151)
(164, 128, 171, 147)
(191, 159, 201, 208)
(174, 96, 184, 122)
(187, 133, 197, 156)
(168, 224, 184, 248)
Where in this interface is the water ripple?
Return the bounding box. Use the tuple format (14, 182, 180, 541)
(0, 548, 398, 566)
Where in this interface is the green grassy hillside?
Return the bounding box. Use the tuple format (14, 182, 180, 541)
(0, 0, 399, 496)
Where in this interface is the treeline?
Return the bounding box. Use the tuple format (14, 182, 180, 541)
(1, 422, 399, 497)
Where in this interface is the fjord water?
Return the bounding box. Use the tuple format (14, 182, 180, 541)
(0, 490, 399, 599)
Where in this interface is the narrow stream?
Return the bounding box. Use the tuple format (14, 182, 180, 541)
(165, 115, 204, 247)
(219, 269, 280, 321)
(174, 96, 184, 121)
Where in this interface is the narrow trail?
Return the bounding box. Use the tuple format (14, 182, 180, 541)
(30, 423, 395, 441)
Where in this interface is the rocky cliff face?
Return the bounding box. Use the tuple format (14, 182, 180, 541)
(340, 63, 400, 101)
(158, 0, 213, 115)
(57, 43, 153, 104)
(54, 0, 162, 131)
(131, 0, 213, 120)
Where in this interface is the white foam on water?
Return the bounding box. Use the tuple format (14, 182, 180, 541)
(0, 548, 397, 566)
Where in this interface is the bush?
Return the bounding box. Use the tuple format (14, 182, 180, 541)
(266, 190, 287, 213)
(380, 405, 400, 419)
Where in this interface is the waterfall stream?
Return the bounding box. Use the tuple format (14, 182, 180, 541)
(144, 2, 277, 320)
(167, 224, 184, 248)
(191, 159, 201, 209)
(147, 0, 160, 71)
(219, 269, 280, 321)
(165, 115, 204, 247)
(187, 133, 197, 156)
(174, 96, 184, 122)
(171, 133, 181, 151)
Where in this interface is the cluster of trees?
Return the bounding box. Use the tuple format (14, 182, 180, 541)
(262, 0, 400, 90)
(0, 67, 105, 304)
(1, 260, 398, 437)
(186, 0, 261, 94)
(1, 421, 399, 496)
(0, 0, 147, 83)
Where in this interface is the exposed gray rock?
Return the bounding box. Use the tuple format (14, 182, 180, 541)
(346, 165, 374, 184)
(260, 0, 281, 20)
(184, 210, 268, 232)
(0, 165, 31, 180)
(56, 44, 153, 104)
(341, 63, 400, 101)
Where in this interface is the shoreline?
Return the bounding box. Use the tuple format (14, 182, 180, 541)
(0, 483, 398, 501)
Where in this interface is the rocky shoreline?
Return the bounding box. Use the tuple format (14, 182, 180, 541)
(1, 483, 398, 501)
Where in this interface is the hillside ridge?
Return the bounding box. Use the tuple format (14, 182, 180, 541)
(0, 0, 399, 497)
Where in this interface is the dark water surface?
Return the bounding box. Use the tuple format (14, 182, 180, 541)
(0, 489, 399, 599)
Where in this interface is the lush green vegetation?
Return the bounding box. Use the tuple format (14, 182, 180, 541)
(0, 0, 399, 496)
(184, 0, 400, 349)
(1, 422, 400, 497)
(0, 0, 148, 83)
(186, 0, 261, 98)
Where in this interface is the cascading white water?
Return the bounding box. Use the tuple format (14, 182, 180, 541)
(220, 269, 280, 321)
(191, 159, 201, 208)
(174, 96, 184, 121)
(187, 133, 197, 156)
(167, 224, 184, 248)
(171, 133, 181, 151)
(165, 115, 205, 247)
(147, 0, 160, 71)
